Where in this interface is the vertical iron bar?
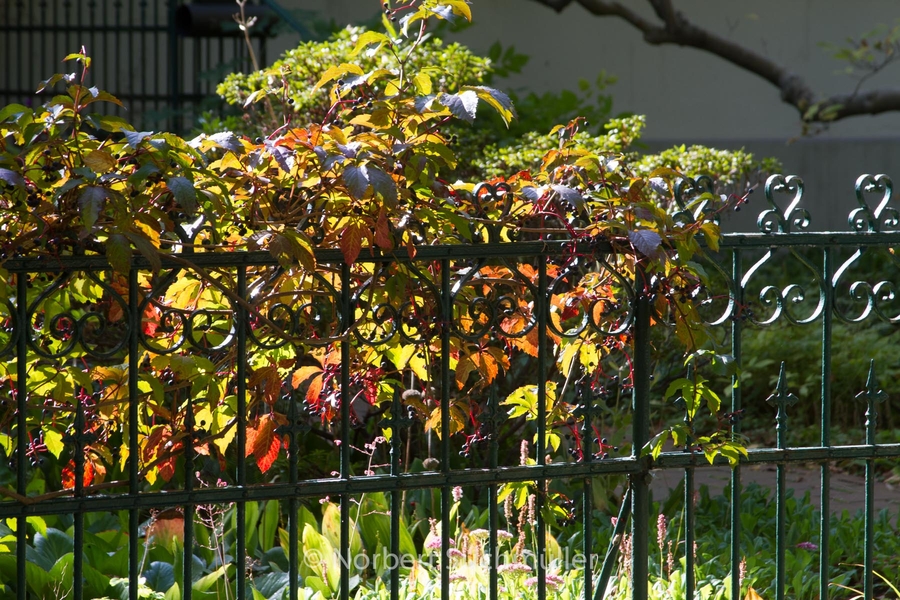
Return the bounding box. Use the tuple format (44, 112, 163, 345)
(184, 396, 194, 600)
(774, 363, 791, 600)
(819, 247, 833, 600)
(684, 466, 694, 598)
(863, 359, 878, 600)
(630, 267, 651, 600)
(730, 249, 743, 600)
(339, 262, 351, 600)
(489, 386, 499, 600)
(167, 0, 180, 132)
(581, 390, 593, 600)
(16, 273, 27, 600)
(73, 398, 84, 600)
(593, 488, 632, 600)
(389, 388, 401, 600)
(236, 267, 248, 600)
(288, 384, 299, 600)
(440, 259, 451, 600)
(129, 266, 140, 600)
(536, 260, 547, 600)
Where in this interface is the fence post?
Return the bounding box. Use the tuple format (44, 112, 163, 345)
(630, 266, 651, 600)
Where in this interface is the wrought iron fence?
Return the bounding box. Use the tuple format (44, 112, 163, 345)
(0, 173, 899, 600)
(0, 0, 303, 132)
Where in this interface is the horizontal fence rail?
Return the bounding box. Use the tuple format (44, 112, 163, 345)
(0, 173, 899, 599)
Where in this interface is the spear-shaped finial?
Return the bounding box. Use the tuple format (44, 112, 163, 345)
(766, 362, 798, 449)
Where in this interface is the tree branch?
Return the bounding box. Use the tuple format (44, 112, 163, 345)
(526, 0, 900, 123)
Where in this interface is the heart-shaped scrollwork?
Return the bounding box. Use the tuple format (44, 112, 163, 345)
(849, 174, 898, 233)
(758, 174, 809, 234)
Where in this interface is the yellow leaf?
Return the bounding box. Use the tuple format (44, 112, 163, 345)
(83, 149, 116, 172)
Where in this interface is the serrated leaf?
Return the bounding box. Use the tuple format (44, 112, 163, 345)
(106, 233, 132, 274)
(43, 430, 64, 459)
(465, 85, 516, 125)
(343, 164, 370, 198)
(339, 221, 365, 265)
(82, 149, 117, 172)
(439, 91, 478, 122)
(209, 131, 244, 154)
(166, 176, 197, 213)
(351, 30, 390, 56)
(312, 63, 365, 92)
(124, 231, 162, 273)
(367, 166, 397, 203)
(291, 366, 323, 390)
(629, 229, 662, 256)
(246, 415, 281, 474)
(123, 130, 154, 149)
(413, 72, 432, 95)
(265, 142, 294, 173)
(78, 186, 109, 229)
(551, 184, 584, 210)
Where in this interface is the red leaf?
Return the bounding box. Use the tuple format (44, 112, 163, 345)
(61, 459, 94, 490)
(246, 415, 282, 473)
(374, 208, 393, 250)
(339, 221, 364, 265)
(142, 303, 161, 336)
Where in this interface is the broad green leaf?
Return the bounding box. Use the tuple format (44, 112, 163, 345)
(350, 31, 390, 56)
(166, 176, 197, 213)
(78, 185, 109, 229)
(312, 63, 365, 92)
(343, 164, 369, 198)
(43, 429, 64, 459)
(439, 90, 478, 122)
(106, 233, 132, 274)
(464, 85, 516, 125)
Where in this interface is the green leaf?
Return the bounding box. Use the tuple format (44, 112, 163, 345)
(0, 103, 32, 123)
(106, 234, 132, 274)
(350, 31, 390, 56)
(79, 186, 109, 229)
(166, 176, 197, 213)
(343, 164, 370, 198)
(313, 63, 365, 92)
(439, 91, 478, 122)
(464, 85, 516, 125)
(0, 168, 25, 188)
(43, 429, 64, 459)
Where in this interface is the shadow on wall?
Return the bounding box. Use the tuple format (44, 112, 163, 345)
(644, 137, 900, 233)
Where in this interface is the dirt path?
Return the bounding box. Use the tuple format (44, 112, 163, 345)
(649, 464, 900, 516)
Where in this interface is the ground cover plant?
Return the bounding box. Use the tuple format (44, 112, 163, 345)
(0, 1, 897, 599)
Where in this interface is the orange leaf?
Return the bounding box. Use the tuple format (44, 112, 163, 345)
(339, 221, 364, 265)
(61, 459, 94, 490)
(291, 365, 323, 390)
(246, 415, 282, 473)
(455, 356, 475, 389)
(375, 208, 393, 250)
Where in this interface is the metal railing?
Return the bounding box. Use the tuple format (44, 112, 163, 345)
(0, 173, 899, 599)
(0, 0, 301, 132)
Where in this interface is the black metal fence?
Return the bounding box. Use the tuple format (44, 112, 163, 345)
(1, 174, 899, 599)
(0, 0, 302, 132)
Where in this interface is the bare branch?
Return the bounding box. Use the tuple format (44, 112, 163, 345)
(525, 0, 900, 123)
